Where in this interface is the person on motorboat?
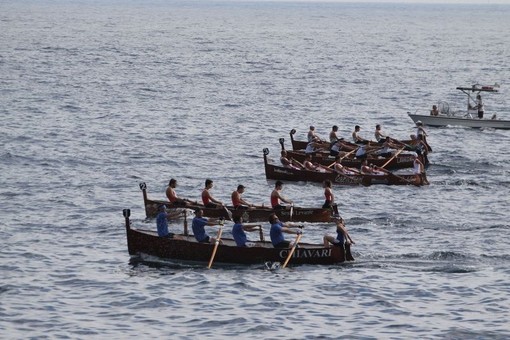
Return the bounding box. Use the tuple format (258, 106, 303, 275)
(430, 105, 439, 116)
(476, 94, 484, 119)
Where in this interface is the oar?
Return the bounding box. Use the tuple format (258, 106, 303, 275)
(259, 226, 265, 241)
(380, 147, 405, 169)
(315, 163, 334, 173)
(291, 158, 305, 169)
(207, 223, 224, 269)
(282, 233, 302, 269)
(223, 205, 233, 221)
(327, 148, 358, 168)
(183, 211, 189, 235)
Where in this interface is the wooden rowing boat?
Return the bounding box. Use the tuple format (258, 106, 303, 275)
(280, 140, 420, 170)
(264, 149, 428, 186)
(139, 182, 335, 222)
(122, 209, 354, 266)
(289, 129, 420, 151)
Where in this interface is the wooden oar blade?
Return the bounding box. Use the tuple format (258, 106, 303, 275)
(207, 225, 223, 269)
(282, 233, 302, 268)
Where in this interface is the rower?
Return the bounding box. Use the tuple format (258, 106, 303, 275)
(269, 213, 303, 248)
(232, 215, 262, 247)
(413, 153, 429, 185)
(307, 125, 321, 142)
(322, 180, 334, 209)
(270, 181, 293, 210)
(303, 154, 319, 171)
(374, 124, 387, 143)
(166, 178, 193, 207)
(280, 150, 301, 170)
(329, 125, 339, 144)
(202, 179, 224, 208)
(333, 156, 359, 175)
(376, 137, 394, 158)
(352, 125, 369, 144)
(330, 138, 343, 157)
(360, 159, 372, 174)
(305, 137, 322, 154)
(231, 184, 254, 210)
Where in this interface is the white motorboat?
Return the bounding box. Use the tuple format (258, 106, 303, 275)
(407, 84, 510, 130)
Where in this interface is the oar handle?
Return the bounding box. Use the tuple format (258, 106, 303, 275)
(380, 147, 405, 168)
(282, 233, 302, 269)
(207, 226, 223, 269)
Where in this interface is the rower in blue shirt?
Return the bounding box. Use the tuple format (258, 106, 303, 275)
(232, 215, 262, 247)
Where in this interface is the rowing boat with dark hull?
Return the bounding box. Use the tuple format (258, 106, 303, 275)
(264, 149, 428, 186)
(283, 149, 417, 170)
(122, 209, 354, 266)
(289, 129, 420, 151)
(279, 137, 422, 170)
(139, 182, 335, 222)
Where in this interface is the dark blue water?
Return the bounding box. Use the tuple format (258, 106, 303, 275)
(1, 1, 509, 338)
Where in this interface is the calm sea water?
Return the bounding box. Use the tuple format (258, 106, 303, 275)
(1, 1, 509, 338)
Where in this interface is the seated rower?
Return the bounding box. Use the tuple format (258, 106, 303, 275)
(329, 138, 344, 157)
(333, 156, 359, 175)
(413, 153, 429, 185)
(322, 180, 334, 209)
(166, 178, 194, 207)
(304, 154, 331, 173)
(376, 137, 395, 158)
(305, 137, 326, 154)
(324, 217, 355, 248)
(352, 125, 369, 144)
(374, 124, 387, 143)
(360, 159, 372, 174)
(355, 144, 368, 159)
(369, 164, 386, 176)
(232, 215, 262, 247)
(280, 150, 302, 170)
(202, 179, 224, 208)
(191, 208, 221, 244)
(231, 184, 254, 210)
(307, 125, 321, 142)
(269, 213, 303, 248)
(271, 180, 293, 210)
(156, 204, 183, 238)
(303, 154, 319, 171)
(329, 125, 340, 144)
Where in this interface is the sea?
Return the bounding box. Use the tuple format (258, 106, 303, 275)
(1, 0, 509, 338)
